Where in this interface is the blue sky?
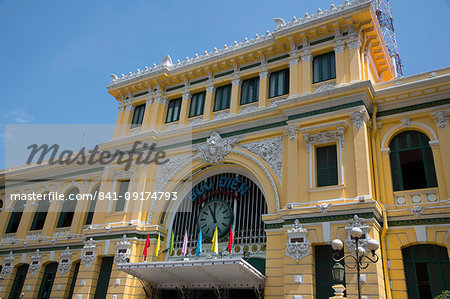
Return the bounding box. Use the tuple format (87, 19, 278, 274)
(0, 0, 449, 169)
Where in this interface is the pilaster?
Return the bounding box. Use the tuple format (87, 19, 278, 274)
(203, 85, 216, 120)
(258, 70, 269, 108)
(179, 91, 191, 125)
(348, 39, 362, 83)
(230, 78, 241, 114)
(301, 53, 313, 94)
(289, 57, 300, 97)
(141, 97, 153, 130)
(334, 44, 346, 85)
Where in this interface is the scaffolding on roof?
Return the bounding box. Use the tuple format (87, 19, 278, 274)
(373, 0, 403, 77)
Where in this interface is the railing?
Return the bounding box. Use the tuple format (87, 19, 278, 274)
(26, 231, 42, 241)
(0, 234, 15, 244)
(394, 188, 439, 206)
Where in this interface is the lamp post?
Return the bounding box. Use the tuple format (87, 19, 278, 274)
(331, 227, 380, 299)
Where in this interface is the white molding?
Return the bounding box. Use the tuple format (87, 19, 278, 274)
(380, 120, 439, 149)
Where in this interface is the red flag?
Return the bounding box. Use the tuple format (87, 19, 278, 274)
(143, 234, 150, 259)
(227, 225, 233, 253)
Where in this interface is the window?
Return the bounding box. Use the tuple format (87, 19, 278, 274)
(313, 52, 336, 83)
(131, 104, 145, 128)
(213, 84, 232, 112)
(94, 257, 114, 298)
(403, 245, 450, 298)
(8, 264, 29, 299)
(85, 186, 99, 225)
(389, 131, 438, 191)
(30, 194, 50, 231)
(37, 262, 58, 299)
(315, 246, 345, 299)
(189, 91, 206, 117)
(67, 261, 80, 299)
(165, 98, 182, 123)
(240, 77, 260, 105)
(57, 188, 79, 228)
(5, 200, 25, 234)
(269, 69, 289, 98)
(316, 145, 338, 187)
(115, 180, 130, 212)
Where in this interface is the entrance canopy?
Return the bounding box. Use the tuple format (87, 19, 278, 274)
(117, 258, 265, 290)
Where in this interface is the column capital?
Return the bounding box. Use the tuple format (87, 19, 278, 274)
(301, 53, 313, 63)
(118, 106, 125, 113)
(182, 92, 191, 100)
(334, 44, 346, 54)
(145, 98, 153, 106)
(289, 57, 299, 67)
(206, 85, 216, 93)
(125, 104, 135, 112)
(259, 70, 269, 79)
(154, 97, 168, 106)
(232, 78, 241, 86)
(347, 39, 361, 50)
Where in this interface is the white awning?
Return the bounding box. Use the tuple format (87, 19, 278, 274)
(117, 258, 265, 290)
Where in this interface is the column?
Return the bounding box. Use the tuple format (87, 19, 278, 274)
(119, 104, 135, 136)
(348, 39, 362, 83)
(203, 85, 216, 120)
(178, 91, 191, 125)
(113, 106, 125, 137)
(301, 53, 313, 94)
(334, 44, 346, 85)
(41, 200, 60, 238)
(258, 70, 269, 108)
(14, 201, 34, 240)
(288, 56, 300, 97)
(141, 97, 153, 130)
(230, 78, 241, 114)
(149, 97, 168, 130)
(351, 111, 373, 197)
(284, 126, 300, 205)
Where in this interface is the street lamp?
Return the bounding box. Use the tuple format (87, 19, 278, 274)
(331, 230, 380, 299)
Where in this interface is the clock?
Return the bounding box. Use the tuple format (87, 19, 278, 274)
(197, 199, 233, 240)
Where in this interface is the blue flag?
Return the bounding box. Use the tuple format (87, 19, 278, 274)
(196, 229, 203, 257)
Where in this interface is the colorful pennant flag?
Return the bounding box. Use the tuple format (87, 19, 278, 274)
(196, 229, 203, 257)
(182, 231, 188, 256)
(211, 227, 218, 254)
(143, 234, 150, 259)
(227, 225, 233, 253)
(169, 231, 174, 256)
(155, 233, 161, 257)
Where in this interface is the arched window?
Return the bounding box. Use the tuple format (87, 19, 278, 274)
(30, 193, 50, 231)
(5, 200, 26, 234)
(402, 245, 450, 298)
(389, 131, 438, 191)
(8, 264, 29, 299)
(85, 186, 99, 225)
(37, 262, 58, 299)
(57, 188, 78, 228)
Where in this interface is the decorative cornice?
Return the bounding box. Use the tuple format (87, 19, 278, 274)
(302, 126, 345, 152)
(107, 0, 370, 89)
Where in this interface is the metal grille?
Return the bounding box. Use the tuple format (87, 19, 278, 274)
(171, 173, 267, 249)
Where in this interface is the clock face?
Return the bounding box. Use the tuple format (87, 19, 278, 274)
(197, 199, 233, 240)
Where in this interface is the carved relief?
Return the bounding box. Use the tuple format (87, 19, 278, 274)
(57, 247, 73, 275)
(114, 235, 131, 264)
(29, 249, 42, 276)
(194, 132, 242, 163)
(303, 127, 345, 153)
(285, 220, 310, 262)
(1, 252, 14, 278)
(82, 238, 97, 269)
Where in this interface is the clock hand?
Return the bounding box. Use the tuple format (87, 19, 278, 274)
(208, 206, 217, 223)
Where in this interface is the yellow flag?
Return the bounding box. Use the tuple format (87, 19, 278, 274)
(155, 233, 161, 257)
(211, 227, 218, 254)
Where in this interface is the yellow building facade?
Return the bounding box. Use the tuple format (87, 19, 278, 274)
(0, 0, 449, 298)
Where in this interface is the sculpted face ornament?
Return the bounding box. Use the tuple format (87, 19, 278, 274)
(194, 132, 242, 163)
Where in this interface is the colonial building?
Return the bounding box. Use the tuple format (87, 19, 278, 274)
(0, 0, 449, 298)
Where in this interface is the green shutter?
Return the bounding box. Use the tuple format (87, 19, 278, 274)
(94, 257, 114, 298)
(403, 245, 450, 298)
(316, 145, 338, 187)
(214, 85, 231, 112)
(165, 98, 182, 123)
(37, 263, 58, 299)
(116, 180, 130, 212)
(189, 92, 206, 117)
(5, 201, 25, 234)
(315, 246, 345, 298)
(131, 104, 145, 128)
(268, 69, 289, 98)
(67, 262, 80, 299)
(8, 264, 29, 299)
(313, 52, 336, 83)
